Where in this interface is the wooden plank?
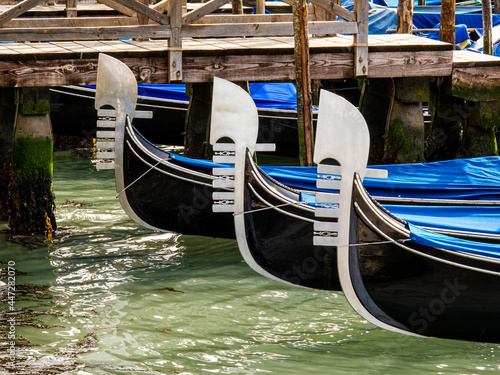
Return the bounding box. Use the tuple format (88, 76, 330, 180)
(453, 50, 500, 67)
(151, 0, 169, 13)
(0, 0, 42, 26)
(0, 25, 171, 41)
(112, 0, 170, 24)
(182, 52, 354, 82)
(169, 0, 183, 81)
(190, 14, 296, 24)
(183, 0, 232, 25)
(354, 0, 369, 76)
(3, 16, 140, 28)
(367, 50, 453, 77)
(0, 57, 169, 87)
(97, 0, 136, 16)
(452, 67, 500, 101)
(182, 21, 358, 38)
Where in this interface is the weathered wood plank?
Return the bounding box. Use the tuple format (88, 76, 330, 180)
(169, 0, 183, 81)
(97, 0, 136, 16)
(0, 25, 171, 41)
(0, 0, 42, 27)
(0, 57, 169, 87)
(4, 16, 139, 28)
(182, 52, 354, 82)
(367, 50, 453, 77)
(111, 0, 170, 24)
(309, 0, 355, 21)
(182, 0, 232, 25)
(451, 67, 500, 101)
(183, 21, 358, 38)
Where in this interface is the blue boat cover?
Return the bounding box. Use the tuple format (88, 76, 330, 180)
(385, 205, 500, 236)
(300, 191, 500, 237)
(409, 223, 500, 259)
(170, 153, 500, 202)
(87, 82, 300, 111)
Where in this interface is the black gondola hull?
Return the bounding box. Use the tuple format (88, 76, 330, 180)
(348, 176, 500, 343)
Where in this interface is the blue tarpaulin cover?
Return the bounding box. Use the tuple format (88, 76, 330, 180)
(409, 223, 500, 258)
(299, 191, 500, 237)
(88, 82, 301, 111)
(170, 153, 500, 201)
(385, 205, 500, 236)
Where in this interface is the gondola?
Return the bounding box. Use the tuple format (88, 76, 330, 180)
(224, 82, 500, 343)
(95, 54, 500, 242)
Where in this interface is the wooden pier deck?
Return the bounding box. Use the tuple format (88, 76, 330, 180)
(0, 0, 496, 94)
(0, 34, 496, 88)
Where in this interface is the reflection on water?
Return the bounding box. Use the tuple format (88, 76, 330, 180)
(1, 151, 499, 374)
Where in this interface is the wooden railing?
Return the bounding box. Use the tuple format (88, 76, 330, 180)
(0, 0, 369, 80)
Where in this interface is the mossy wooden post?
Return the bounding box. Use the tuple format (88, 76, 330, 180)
(426, 81, 466, 161)
(462, 101, 499, 157)
(184, 83, 213, 159)
(9, 87, 56, 235)
(360, 78, 427, 164)
(293, 0, 313, 166)
(0, 89, 16, 220)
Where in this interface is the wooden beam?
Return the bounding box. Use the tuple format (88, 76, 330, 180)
(0, 25, 171, 41)
(183, 21, 358, 37)
(66, 0, 77, 17)
(0, 57, 170, 87)
(232, 0, 243, 14)
(169, 0, 183, 81)
(367, 50, 452, 78)
(4, 16, 139, 28)
(309, 0, 355, 22)
(97, 0, 136, 17)
(151, 0, 169, 13)
(452, 67, 500, 101)
(0, 0, 42, 26)
(190, 14, 296, 24)
(256, 0, 265, 14)
(354, 0, 368, 76)
(112, 0, 170, 24)
(182, 0, 232, 25)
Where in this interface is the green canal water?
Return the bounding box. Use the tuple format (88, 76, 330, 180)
(1, 151, 499, 374)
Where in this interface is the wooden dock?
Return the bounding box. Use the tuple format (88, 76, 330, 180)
(0, 34, 496, 88)
(0, 0, 495, 92)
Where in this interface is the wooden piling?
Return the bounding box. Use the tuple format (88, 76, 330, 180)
(293, 0, 313, 167)
(8, 87, 56, 236)
(483, 0, 493, 55)
(397, 0, 413, 34)
(184, 83, 213, 159)
(462, 101, 500, 157)
(0, 89, 16, 220)
(440, 0, 455, 45)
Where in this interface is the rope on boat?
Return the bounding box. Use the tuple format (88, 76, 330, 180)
(115, 156, 170, 198)
(234, 203, 411, 248)
(234, 201, 312, 215)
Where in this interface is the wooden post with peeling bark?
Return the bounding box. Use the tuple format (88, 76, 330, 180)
(293, 0, 313, 167)
(397, 0, 413, 33)
(440, 0, 455, 45)
(8, 88, 56, 236)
